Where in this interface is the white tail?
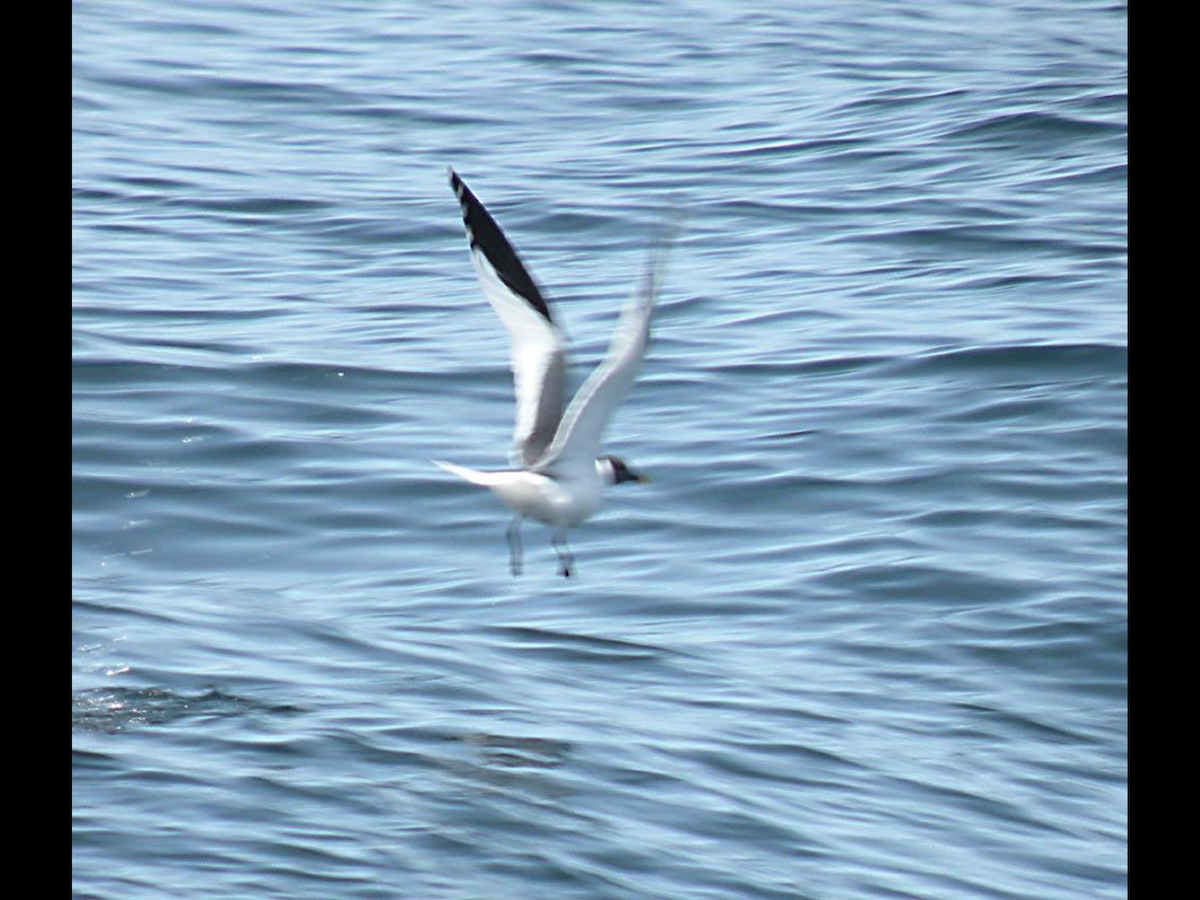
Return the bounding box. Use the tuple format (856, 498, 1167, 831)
(434, 460, 510, 487)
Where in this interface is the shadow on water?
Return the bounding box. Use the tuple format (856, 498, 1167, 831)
(71, 685, 301, 734)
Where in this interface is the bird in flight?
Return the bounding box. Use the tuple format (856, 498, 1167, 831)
(436, 169, 678, 577)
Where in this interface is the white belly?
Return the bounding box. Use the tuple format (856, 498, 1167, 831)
(490, 470, 604, 527)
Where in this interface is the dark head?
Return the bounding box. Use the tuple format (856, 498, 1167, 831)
(598, 454, 649, 486)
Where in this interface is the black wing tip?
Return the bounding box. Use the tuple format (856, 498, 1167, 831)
(446, 170, 555, 326)
(447, 168, 481, 237)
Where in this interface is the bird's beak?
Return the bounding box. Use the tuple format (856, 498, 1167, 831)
(633, 473, 651, 484)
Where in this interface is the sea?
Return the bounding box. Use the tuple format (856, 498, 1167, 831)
(72, 2, 1127, 898)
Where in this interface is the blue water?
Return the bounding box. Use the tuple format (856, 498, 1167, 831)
(73, 2, 1126, 898)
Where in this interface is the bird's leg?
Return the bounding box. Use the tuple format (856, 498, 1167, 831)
(552, 529, 574, 578)
(506, 515, 524, 576)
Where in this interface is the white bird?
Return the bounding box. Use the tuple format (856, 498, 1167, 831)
(436, 169, 677, 577)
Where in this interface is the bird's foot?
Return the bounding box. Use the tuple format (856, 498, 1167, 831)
(552, 529, 574, 578)
(506, 517, 525, 577)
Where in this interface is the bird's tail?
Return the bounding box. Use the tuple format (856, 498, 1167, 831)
(434, 460, 511, 487)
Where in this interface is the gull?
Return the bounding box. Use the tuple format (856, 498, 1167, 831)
(436, 169, 677, 577)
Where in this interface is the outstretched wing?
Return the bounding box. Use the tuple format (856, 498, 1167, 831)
(533, 215, 682, 475)
(449, 169, 567, 467)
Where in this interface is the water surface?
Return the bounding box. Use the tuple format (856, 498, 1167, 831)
(74, 2, 1126, 898)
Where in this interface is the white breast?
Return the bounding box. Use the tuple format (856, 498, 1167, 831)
(488, 468, 605, 527)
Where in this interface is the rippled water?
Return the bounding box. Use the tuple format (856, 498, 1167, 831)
(74, 2, 1126, 898)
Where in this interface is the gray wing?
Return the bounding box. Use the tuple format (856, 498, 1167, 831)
(449, 169, 567, 467)
(533, 216, 682, 475)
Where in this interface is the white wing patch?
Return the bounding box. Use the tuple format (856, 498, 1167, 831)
(450, 170, 568, 467)
(468, 248, 566, 465)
